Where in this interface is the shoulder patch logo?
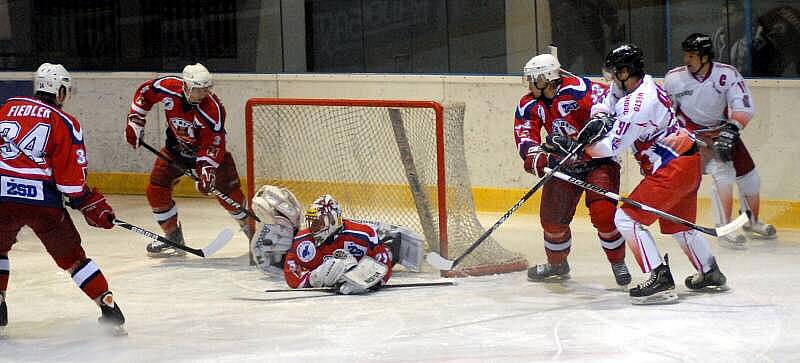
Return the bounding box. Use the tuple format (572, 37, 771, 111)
(163, 97, 174, 111)
(297, 240, 316, 262)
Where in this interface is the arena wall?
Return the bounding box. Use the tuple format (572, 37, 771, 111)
(2, 72, 798, 228)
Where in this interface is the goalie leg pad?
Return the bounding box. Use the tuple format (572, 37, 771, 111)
(338, 256, 389, 295)
(383, 226, 424, 272)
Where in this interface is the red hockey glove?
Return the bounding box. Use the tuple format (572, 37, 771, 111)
(195, 161, 217, 195)
(125, 113, 146, 149)
(523, 148, 549, 178)
(72, 188, 115, 229)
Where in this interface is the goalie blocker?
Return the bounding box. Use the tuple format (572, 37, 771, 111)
(249, 185, 425, 274)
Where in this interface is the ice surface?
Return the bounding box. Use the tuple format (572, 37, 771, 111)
(1, 196, 799, 362)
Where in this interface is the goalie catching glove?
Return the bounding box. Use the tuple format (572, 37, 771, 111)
(309, 249, 358, 287)
(713, 122, 739, 162)
(249, 185, 303, 273)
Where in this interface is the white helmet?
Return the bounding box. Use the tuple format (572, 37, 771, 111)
(34, 63, 72, 103)
(523, 54, 561, 84)
(305, 194, 343, 246)
(182, 63, 213, 103)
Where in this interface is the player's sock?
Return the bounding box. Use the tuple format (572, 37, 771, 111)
(71, 259, 110, 300)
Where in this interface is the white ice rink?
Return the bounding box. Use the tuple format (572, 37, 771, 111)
(1, 195, 799, 362)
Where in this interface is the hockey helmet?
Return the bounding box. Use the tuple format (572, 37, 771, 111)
(523, 53, 561, 85)
(182, 63, 213, 104)
(604, 44, 645, 77)
(34, 63, 72, 105)
(681, 33, 714, 60)
(305, 195, 343, 246)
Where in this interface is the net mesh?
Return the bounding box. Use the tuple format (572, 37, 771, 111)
(246, 99, 527, 276)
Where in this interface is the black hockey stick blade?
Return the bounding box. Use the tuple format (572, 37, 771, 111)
(113, 219, 232, 257)
(264, 281, 456, 293)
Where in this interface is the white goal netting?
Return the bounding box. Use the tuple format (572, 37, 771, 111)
(245, 98, 527, 276)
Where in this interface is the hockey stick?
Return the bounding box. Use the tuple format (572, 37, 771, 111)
(425, 144, 585, 271)
(544, 167, 750, 237)
(263, 281, 455, 293)
(113, 219, 233, 257)
(139, 141, 261, 223)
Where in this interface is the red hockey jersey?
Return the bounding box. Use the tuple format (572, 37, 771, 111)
(0, 97, 89, 207)
(513, 75, 595, 160)
(283, 219, 394, 288)
(128, 76, 226, 166)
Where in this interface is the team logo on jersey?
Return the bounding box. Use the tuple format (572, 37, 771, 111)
(553, 119, 578, 136)
(170, 117, 195, 140)
(558, 100, 580, 116)
(163, 98, 174, 111)
(0, 176, 44, 201)
(344, 241, 366, 258)
(297, 240, 316, 262)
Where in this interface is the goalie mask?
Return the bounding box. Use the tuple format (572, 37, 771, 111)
(182, 63, 213, 104)
(305, 195, 343, 246)
(34, 63, 72, 106)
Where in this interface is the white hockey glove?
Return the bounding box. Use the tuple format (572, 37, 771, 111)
(309, 249, 357, 287)
(250, 223, 295, 274)
(338, 256, 389, 295)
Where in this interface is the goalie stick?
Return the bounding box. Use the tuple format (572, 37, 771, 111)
(139, 141, 261, 223)
(263, 281, 455, 293)
(113, 219, 232, 257)
(425, 143, 585, 271)
(544, 167, 750, 237)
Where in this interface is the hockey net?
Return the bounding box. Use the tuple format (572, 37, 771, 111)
(244, 98, 528, 276)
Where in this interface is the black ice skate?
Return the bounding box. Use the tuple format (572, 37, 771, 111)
(147, 225, 186, 257)
(611, 262, 631, 286)
(527, 260, 570, 282)
(629, 255, 678, 305)
(685, 260, 728, 292)
(0, 293, 7, 338)
(97, 291, 127, 336)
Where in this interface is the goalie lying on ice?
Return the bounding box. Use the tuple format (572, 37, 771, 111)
(249, 187, 424, 294)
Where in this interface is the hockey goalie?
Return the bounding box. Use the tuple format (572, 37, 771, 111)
(249, 185, 425, 294)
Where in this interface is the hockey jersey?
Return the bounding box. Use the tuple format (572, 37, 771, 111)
(513, 75, 595, 160)
(0, 97, 89, 207)
(589, 75, 693, 175)
(128, 76, 227, 167)
(663, 62, 754, 131)
(283, 219, 394, 288)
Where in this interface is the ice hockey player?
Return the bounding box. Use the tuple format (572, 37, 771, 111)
(545, 44, 728, 304)
(124, 63, 255, 257)
(278, 194, 426, 294)
(0, 63, 125, 335)
(664, 32, 776, 247)
(514, 53, 631, 286)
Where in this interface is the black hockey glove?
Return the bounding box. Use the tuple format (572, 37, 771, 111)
(541, 133, 581, 158)
(577, 113, 615, 144)
(713, 122, 739, 162)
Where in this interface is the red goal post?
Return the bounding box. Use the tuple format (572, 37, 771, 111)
(244, 98, 528, 276)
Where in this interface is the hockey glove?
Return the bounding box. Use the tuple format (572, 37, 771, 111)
(541, 133, 581, 158)
(194, 161, 217, 195)
(309, 249, 358, 287)
(71, 188, 115, 229)
(577, 113, 614, 144)
(125, 113, 146, 149)
(523, 147, 550, 178)
(713, 122, 739, 162)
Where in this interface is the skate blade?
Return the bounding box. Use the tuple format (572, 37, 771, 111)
(689, 284, 731, 293)
(147, 249, 187, 258)
(630, 290, 679, 305)
(717, 239, 747, 250)
(527, 274, 571, 283)
(743, 231, 777, 240)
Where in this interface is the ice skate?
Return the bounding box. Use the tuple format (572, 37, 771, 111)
(0, 293, 7, 338)
(611, 262, 631, 286)
(685, 260, 729, 292)
(743, 221, 777, 240)
(97, 292, 127, 336)
(527, 260, 570, 282)
(717, 230, 746, 249)
(147, 225, 186, 257)
(629, 255, 678, 305)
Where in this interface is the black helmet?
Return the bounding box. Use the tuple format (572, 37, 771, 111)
(681, 33, 714, 59)
(604, 44, 645, 76)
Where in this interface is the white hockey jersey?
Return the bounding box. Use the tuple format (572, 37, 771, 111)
(589, 75, 690, 174)
(663, 62, 754, 131)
